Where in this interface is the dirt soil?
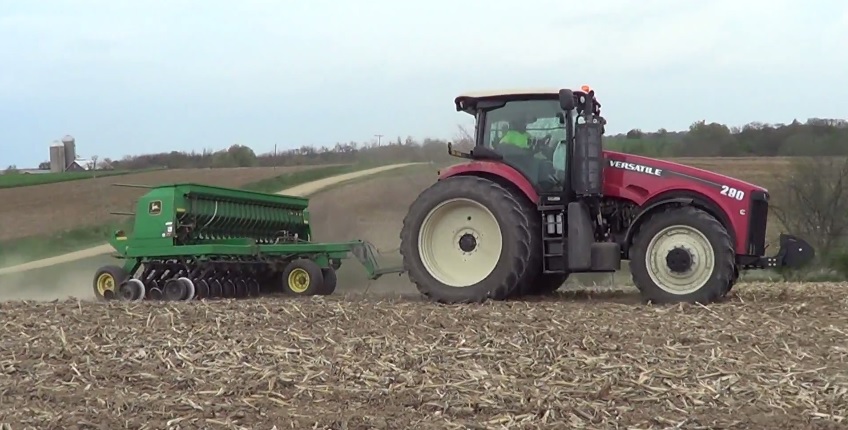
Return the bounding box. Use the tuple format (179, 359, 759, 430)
(0, 283, 845, 429)
(307, 165, 438, 296)
(0, 166, 318, 241)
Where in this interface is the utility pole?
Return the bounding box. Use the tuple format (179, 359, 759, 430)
(374, 134, 383, 146)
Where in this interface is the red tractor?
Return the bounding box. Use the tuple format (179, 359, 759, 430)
(399, 87, 815, 304)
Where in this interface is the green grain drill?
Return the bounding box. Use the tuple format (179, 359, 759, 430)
(92, 183, 400, 301)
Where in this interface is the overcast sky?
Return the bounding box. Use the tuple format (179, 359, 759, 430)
(1, 0, 846, 167)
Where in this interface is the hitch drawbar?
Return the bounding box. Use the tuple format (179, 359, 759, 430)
(756, 234, 815, 269)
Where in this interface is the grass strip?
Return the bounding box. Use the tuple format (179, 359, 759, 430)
(0, 168, 165, 189)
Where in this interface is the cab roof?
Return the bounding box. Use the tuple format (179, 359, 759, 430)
(454, 87, 595, 115)
(456, 87, 564, 99)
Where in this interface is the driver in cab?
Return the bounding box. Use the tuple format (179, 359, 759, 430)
(499, 113, 547, 160)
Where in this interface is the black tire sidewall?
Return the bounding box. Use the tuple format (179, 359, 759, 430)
(163, 279, 186, 301)
(282, 259, 324, 295)
(514, 191, 545, 296)
(400, 176, 532, 303)
(319, 268, 337, 295)
(93, 265, 128, 301)
(529, 273, 570, 295)
(630, 207, 734, 304)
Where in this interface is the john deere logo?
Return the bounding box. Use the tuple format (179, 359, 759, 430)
(148, 200, 162, 215)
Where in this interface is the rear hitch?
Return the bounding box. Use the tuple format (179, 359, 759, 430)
(350, 240, 406, 280)
(756, 234, 815, 269)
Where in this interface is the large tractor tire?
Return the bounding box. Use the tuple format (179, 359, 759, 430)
(727, 266, 739, 294)
(512, 195, 569, 296)
(529, 273, 570, 295)
(400, 176, 534, 303)
(511, 192, 550, 297)
(629, 206, 735, 304)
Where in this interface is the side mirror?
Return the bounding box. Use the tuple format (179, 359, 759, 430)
(558, 89, 575, 111)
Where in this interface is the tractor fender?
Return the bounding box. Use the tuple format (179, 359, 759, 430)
(622, 193, 736, 256)
(622, 197, 693, 254)
(438, 161, 539, 205)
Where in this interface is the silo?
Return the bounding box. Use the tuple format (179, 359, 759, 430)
(61, 135, 76, 166)
(49, 141, 66, 172)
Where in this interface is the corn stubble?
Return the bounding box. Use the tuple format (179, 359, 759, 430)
(0, 282, 846, 429)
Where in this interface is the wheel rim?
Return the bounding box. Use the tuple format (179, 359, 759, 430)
(195, 279, 209, 299)
(288, 268, 310, 293)
(120, 279, 145, 302)
(418, 197, 503, 287)
(645, 225, 715, 295)
(222, 280, 235, 297)
(96, 273, 116, 297)
(210, 280, 223, 297)
(179, 277, 195, 301)
(163, 279, 186, 301)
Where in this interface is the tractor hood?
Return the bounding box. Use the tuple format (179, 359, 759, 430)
(604, 150, 769, 193)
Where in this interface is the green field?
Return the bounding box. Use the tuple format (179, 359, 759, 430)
(0, 169, 161, 189)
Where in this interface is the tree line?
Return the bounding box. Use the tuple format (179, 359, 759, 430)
(607, 117, 848, 157)
(84, 136, 465, 171)
(110, 117, 848, 170)
(9, 117, 843, 174)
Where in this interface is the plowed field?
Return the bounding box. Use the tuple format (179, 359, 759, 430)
(0, 283, 845, 429)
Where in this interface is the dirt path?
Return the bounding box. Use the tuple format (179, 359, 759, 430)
(0, 163, 421, 276)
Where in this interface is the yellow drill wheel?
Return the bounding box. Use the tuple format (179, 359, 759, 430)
(92, 265, 129, 301)
(282, 259, 324, 295)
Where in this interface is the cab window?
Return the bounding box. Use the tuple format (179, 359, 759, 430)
(481, 100, 564, 149)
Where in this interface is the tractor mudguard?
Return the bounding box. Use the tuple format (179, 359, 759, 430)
(438, 161, 539, 205)
(622, 197, 693, 252)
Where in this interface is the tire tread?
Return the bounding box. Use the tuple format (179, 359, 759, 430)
(399, 176, 533, 303)
(630, 206, 735, 304)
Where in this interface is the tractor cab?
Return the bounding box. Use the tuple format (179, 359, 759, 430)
(452, 86, 604, 202)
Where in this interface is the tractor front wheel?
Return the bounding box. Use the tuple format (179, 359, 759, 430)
(400, 176, 533, 303)
(629, 206, 735, 304)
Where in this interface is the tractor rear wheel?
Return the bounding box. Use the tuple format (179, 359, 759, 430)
(514, 191, 547, 297)
(400, 176, 533, 303)
(629, 206, 735, 304)
(528, 273, 569, 295)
